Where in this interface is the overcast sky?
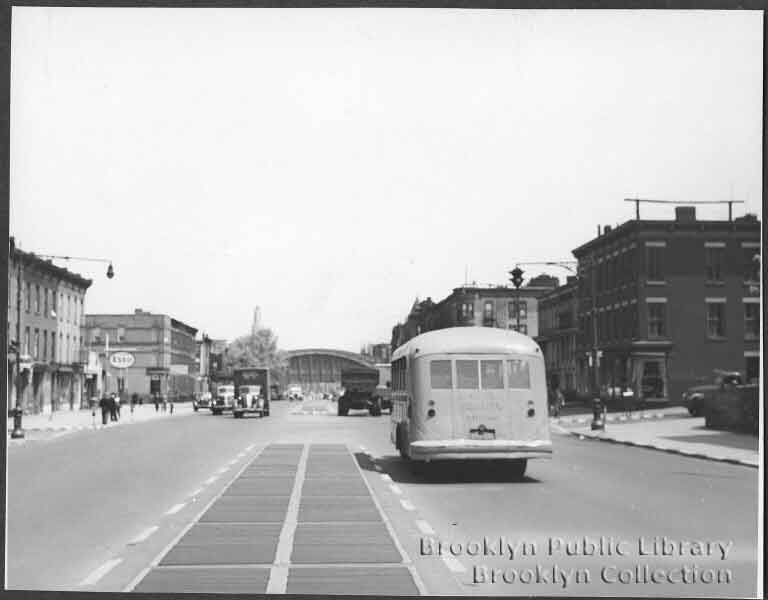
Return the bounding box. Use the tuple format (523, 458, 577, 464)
(10, 8, 762, 351)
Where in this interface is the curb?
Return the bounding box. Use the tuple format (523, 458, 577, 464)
(569, 430, 758, 468)
(553, 411, 686, 426)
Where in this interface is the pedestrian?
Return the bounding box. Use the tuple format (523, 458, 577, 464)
(154, 393, 160, 412)
(161, 394, 167, 413)
(99, 395, 110, 426)
(115, 393, 122, 420)
(168, 396, 174, 414)
(555, 387, 565, 417)
(109, 393, 118, 422)
(131, 392, 138, 415)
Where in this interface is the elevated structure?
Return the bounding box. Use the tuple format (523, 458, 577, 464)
(281, 349, 376, 395)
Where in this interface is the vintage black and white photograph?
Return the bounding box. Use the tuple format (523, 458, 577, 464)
(5, 6, 763, 596)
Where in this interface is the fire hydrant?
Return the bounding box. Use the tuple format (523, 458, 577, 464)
(591, 397, 605, 431)
(10, 406, 25, 439)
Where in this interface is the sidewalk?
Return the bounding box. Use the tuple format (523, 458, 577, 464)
(552, 405, 689, 425)
(562, 414, 759, 468)
(7, 402, 194, 436)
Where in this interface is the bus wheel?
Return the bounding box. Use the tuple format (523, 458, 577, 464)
(510, 459, 527, 480)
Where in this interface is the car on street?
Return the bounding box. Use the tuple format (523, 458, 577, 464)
(193, 391, 213, 412)
(212, 384, 235, 415)
(700, 372, 758, 434)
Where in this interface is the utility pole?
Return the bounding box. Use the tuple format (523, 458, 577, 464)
(11, 239, 25, 439)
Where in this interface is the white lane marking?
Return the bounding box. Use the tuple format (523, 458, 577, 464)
(380, 473, 392, 482)
(415, 520, 435, 535)
(359, 445, 367, 451)
(128, 526, 158, 545)
(204, 476, 218, 485)
(245, 444, 255, 451)
(227, 459, 237, 466)
(442, 555, 467, 573)
(347, 446, 428, 595)
(400, 499, 415, 511)
(189, 488, 203, 498)
(122, 446, 267, 592)
(164, 503, 185, 516)
(80, 558, 123, 586)
(389, 484, 403, 495)
(374, 464, 383, 472)
(216, 466, 229, 475)
(236, 452, 245, 458)
(267, 444, 308, 593)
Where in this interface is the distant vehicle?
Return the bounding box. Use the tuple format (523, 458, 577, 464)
(682, 371, 744, 417)
(390, 327, 552, 477)
(270, 384, 284, 401)
(372, 384, 392, 414)
(338, 367, 386, 416)
(287, 385, 303, 402)
(212, 384, 235, 415)
(700, 372, 758, 434)
(233, 367, 270, 418)
(193, 391, 213, 412)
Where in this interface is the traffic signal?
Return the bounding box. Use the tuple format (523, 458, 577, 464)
(509, 267, 524, 289)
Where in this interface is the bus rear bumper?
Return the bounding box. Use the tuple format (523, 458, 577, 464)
(409, 439, 553, 461)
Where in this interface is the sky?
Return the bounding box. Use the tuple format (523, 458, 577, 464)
(9, 8, 763, 352)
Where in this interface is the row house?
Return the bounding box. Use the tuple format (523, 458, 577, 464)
(7, 238, 92, 414)
(390, 276, 559, 351)
(536, 277, 579, 397)
(84, 309, 199, 400)
(572, 207, 760, 402)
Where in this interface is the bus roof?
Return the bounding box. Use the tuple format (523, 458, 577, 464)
(391, 327, 542, 361)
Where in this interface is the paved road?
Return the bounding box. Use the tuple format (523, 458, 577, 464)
(7, 399, 759, 596)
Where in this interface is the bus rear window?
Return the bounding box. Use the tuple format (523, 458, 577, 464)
(507, 359, 530, 389)
(430, 360, 452, 389)
(481, 360, 504, 389)
(456, 360, 479, 389)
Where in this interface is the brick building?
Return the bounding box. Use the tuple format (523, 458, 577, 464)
(7, 239, 92, 414)
(391, 276, 559, 350)
(536, 277, 579, 397)
(572, 208, 760, 403)
(84, 309, 199, 400)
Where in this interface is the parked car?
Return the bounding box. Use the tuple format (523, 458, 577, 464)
(193, 391, 213, 412)
(701, 373, 758, 434)
(682, 371, 743, 417)
(212, 384, 235, 415)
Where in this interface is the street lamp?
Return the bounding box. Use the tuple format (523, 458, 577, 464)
(8, 241, 115, 439)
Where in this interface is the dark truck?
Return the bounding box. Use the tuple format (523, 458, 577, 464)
(682, 371, 745, 417)
(338, 367, 384, 416)
(701, 374, 759, 435)
(232, 367, 270, 419)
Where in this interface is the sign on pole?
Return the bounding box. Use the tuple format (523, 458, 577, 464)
(109, 351, 136, 369)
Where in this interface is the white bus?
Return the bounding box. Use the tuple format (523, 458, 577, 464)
(390, 327, 552, 477)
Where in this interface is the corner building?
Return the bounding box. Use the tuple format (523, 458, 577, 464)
(571, 208, 760, 402)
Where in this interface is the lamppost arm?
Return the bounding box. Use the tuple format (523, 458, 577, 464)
(35, 254, 115, 279)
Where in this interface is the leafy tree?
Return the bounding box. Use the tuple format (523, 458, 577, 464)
(223, 327, 287, 380)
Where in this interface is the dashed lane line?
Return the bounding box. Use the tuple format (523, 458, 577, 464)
(204, 476, 218, 485)
(389, 484, 403, 496)
(164, 503, 186, 516)
(415, 520, 435, 536)
(122, 444, 267, 592)
(189, 488, 203, 498)
(380, 473, 392, 482)
(442, 555, 467, 574)
(348, 445, 428, 595)
(400, 499, 415, 511)
(266, 444, 309, 593)
(80, 558, 123, 586)
(128, 526, 159, 546)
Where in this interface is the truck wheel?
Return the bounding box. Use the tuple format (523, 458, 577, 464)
(509, 459, 527, 480)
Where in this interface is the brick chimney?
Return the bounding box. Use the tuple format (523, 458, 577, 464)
(675, 206, 696, 222)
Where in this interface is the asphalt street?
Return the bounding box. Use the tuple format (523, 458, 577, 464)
(6, 399, 759, 596)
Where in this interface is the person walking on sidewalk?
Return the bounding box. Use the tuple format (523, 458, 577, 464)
(161, 394, 167, 413)
(168, 395, 174, 414)
(99, 395, 110, 426)
(153, 393, 160, 412)
(130, 392, 138, 415)
(115, 393, 122, 420)
(109, 393, 118, 422)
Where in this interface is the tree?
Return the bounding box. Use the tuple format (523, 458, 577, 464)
(223, 327, 288, 380)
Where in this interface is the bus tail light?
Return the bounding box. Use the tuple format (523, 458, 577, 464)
(427, 408, 436, 418)
(527, 400, 535, 418)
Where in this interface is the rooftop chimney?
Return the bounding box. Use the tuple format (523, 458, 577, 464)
(603, 225, 612, 234)
(675, 206, 696, 222)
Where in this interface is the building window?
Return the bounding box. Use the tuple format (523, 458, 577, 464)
(34, 329, 40, 359)
(52, 291, 57, 313)
(647, 302, 666, 338)
(705, 246, 724, 282)
(457, 302, 474, 321)
(117, 327, 126, 342)
(43, 288, 49, 316)
(51, 332, 56, 362)
(706, 300, 726, 339)
(91, 328, 102, 344)
(743, 248, 760, 283)
(24, 327, 30, 355)
(42, 330, 48, 361)
(508, 300, 527, 320)
(744, 303, 759, 340)
(645, 244, 665, 282)
(745, 356, 759, 383)
(509, 323, 528, 335)
(483, 301, 494, 320)
(59, 332, 63, 360)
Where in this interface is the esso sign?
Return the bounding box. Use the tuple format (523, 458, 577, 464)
(109, 352, 135, 369)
